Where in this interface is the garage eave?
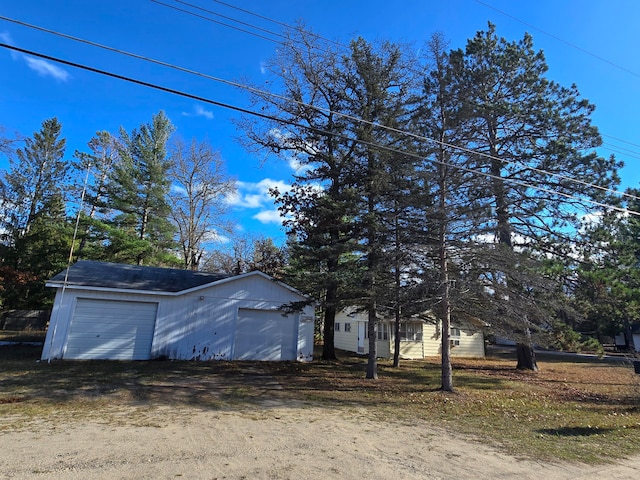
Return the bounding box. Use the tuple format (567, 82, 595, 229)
(45, 282, 179, 296)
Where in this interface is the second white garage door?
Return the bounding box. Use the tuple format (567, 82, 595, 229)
(233, 309, 298, 361)
(64, 298, 158, 360)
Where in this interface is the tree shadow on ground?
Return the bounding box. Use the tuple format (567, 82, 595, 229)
(538, 426, 616, 437)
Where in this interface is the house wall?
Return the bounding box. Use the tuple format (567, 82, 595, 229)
(41, 274, 315, 362)
(614, 333, 640, 351)
(332, 310, 485, 359)
(392, 341, 424, 360)
(422, 323, 485, 358)
(333, 314, 390, 358)
(333, 313, 360, 353)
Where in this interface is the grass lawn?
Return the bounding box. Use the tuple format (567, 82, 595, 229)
(1, 331, 639, 463)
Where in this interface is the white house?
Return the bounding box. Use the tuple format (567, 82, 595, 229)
(333, 309, 485, 359)
(41, 261, 315, 362)
(615, 324, 640, 352)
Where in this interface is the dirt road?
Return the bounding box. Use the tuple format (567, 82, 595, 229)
(2, 405, 640, 479)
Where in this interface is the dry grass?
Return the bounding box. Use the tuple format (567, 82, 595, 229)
(1, 336, 639, 464)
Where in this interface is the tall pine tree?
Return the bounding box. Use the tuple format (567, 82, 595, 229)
(0, 118, 71, 308)
(106, 111, 177, 266)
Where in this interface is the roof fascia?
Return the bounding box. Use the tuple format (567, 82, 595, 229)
(45, 283, 178, 296)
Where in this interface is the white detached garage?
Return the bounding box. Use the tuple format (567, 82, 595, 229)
(41, 261, 315, 362)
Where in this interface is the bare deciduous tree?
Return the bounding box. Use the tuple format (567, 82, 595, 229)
(169, 137, 236, 270)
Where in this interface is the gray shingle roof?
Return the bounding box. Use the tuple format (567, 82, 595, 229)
(48, 260, 230, 293)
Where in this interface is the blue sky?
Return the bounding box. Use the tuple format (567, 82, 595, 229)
(1, 0, 639, 245)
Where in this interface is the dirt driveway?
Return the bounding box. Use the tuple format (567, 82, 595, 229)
(2, 404, 640, 480)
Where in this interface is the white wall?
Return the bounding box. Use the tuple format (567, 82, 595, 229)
(333, 310, 485, 359)
(41, 273, 315, 362)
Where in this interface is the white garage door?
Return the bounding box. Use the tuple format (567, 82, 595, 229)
(64, 299, 158, 360)
(233, 309, 297, 361)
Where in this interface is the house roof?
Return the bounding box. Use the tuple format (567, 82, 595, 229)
(48, 260, 230, 293)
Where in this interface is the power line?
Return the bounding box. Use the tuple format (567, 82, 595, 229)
(473, 0, 640, 79)
(210, 0, 346, 50)
(1, 42, 637, 220)
(209, 1, 640, 163)
(149, 4, 640, 168)
(600, 143, 640, 162)
(149, 0, 282, 44)
(155, 1, 640, 165)
(1, 14, 637, 203)
(150, 0, 344, 57)
(602, 133, 640, 150)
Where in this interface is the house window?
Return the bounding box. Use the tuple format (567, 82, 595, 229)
(335, 322, 340, 332)
(344, 322, 351, 332)
(450, 327, 461, 346)
(399, 323, 423, 342)
(364, 323, 388, 340)
(377, 323, 389, 341)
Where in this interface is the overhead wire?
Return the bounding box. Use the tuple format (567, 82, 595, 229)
(158, 2, 640, 192)
(473, 0, 640, 79)
(151, 2, 640, 171)
(1, 41, 638, 220)
(210, 0, 346, 50)
(211, 1, 640, 167)
(150, 0, 287, 43)
(471, 0, 640, 168)
(151, 0, 345, 58)
(2, 13, 637, 204)
(602, 133, 640, 150)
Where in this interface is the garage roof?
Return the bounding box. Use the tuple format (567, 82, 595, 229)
(48, 260, 230, 293)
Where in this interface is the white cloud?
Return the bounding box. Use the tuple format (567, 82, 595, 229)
(260, 61, 267, 74)
(267, 128, 315, 175)
(203, 229, 231, 244)
(24, 56, 70, 81)
(288, 155, 312, 175)
(182, 104, 214, 119)
(224, 178, 293, 226)
(194, 104, 214, 119)
(170, 184, 187, 196)
(253, 209, 285, 225)
(1, 32, 69, 81)
(0, 32, 15, 55)
(225, 178, 291, 209)
(0, 32, 18, 60)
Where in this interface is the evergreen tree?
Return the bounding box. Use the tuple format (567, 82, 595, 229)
(0, 118, 71, 308)
(0, 118, 68, 244)
(73, 131, 121, 260)
(248, 237, 288, 280)
(238, 27, 363, 361)
(106, 111, 177, 266)
(341, 38, 416, 378)
(413, 33, 488, 390)
(452, 24, 621, 369)
(574, 195, 640, 353)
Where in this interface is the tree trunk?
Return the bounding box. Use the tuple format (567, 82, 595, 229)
(393, 307, 401, 368)
(516, 343, 538, 371)
(440, 243, 453, 392)
(624, 318, 636, 353)
(321, 296, 337, 361)
(392, 211, 401, 368)
(366, 306, 378, 379)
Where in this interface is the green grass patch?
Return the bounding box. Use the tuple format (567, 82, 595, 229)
(1, 343, 639, 463)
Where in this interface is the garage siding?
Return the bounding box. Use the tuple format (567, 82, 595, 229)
(64, 299, 157, 360)
(233, 309, 297, 361)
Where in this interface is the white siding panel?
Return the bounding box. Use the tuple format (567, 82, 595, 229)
(452, 330, 485, 357)
(233, 309, 297, 361)
(64, 299, 157, 360)
(423, 324, 485, 358)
